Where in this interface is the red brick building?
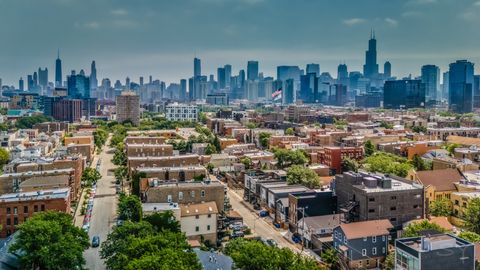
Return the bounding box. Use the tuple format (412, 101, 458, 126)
(0, 188, 70, 237)
(321, 146, 364, 174)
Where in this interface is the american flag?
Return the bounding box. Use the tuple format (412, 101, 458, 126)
(271, 88, 282, 98)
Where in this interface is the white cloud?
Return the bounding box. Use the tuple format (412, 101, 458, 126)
(473, 1, 480, 6)
(385, 18, 399, 26)
(342, 18, 366, 26)
(74, 21, 100, 29)
(111, 9, 128, 16)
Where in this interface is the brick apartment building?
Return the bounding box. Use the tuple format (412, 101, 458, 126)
(135, 166, 207, 180)
(0, 188, 70, 237)
(127, 154, 203, 175)
(124, 136, 166, 145)
(321, 146, 364, 174)
(125, 143, 174, 157)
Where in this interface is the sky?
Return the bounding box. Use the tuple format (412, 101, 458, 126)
(1, 0, 480, 86)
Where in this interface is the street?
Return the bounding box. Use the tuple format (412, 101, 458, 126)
(227, 187, 303, 254)
(83, 137, 118, 270)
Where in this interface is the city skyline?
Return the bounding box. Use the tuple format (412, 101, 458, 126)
(1, 0, 480, 85)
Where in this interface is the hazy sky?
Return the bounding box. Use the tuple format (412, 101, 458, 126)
(1, 0, 480, 86)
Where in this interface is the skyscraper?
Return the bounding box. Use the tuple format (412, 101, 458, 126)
(224, 64, 232, 88)
(38, 68, 48, 91)
(306, 63, 320, 76)
(421, 65, 440, 106)
(384, 79, 425, 109)
(337, 64, 349, 87)
(283, 79, 295, 104)
(90, 61, 98, 90)
(217, 67, 226, 89)
(384, 61, 391, 78)
(55, 49, 62, 87)
(442, 71, 449, 102)
(300, 72, 318, 103)
(474, 75, 480, 109)
(363, 31, 379, 79)
(19, 77, 24, 91)
(67, 72, 90, 99)
(449, 60, 474, 113)
(247, 61, 259, 81)
(194, 57, 201, 77)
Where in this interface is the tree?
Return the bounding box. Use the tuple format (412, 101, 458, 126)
(402, 220, 446, 237)
(411, 154, 428, 171)
(258, 132, 271, 149)
(458, 231, 480, 243)
(246, 122, 257, 129)
(0, 148, 9, 170)
(225, 238, 322, 270)
(118, 194, 143, 222)
(213, 135, 221, 152)
(320, 248, 339, 268)
(131, 171, 146, 196)
(206, 163, 215, 174)
(380, 121, 394, 129)
(199, 112, 208, 124)
(273, 148, 308, 168)
(429, 197, 452, 217)
(240, 157, 253, 170)
(15, 115, 52, 129)
(364, 140, 375, 156)
(9, 211, 89, 270)
(205, 143, 217, 155)
(81, 167, 101, 187)
(463, 197, 480, 234)
(93, 128, 109, 150)
(112, 142, 127, 166)
(445, 143, 461, 156)
(285, 127, 295, 135)
(144, 211, 180, 233)
(361, 152, 413, 178)
(286, 165, 321, 189)
(384, 251, 395, 270)
(412, 126, 427, 133)
(114, 166, 128, 182)
(341, 157, 359, 173)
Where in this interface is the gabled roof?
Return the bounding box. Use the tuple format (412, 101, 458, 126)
(415, 168, 463, 191)
(339, 219, 393, 239)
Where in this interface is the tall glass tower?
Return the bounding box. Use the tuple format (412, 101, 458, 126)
(55, 49, 62, 87)
(363, 31, 379, 79)
(449, 60, 474, 113)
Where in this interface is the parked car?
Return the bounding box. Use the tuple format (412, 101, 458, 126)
(82, 224, 90, 232)
(266, 239, 277, 247)
(259, 210, 269, 217)
(231, 231, 244, 238)
(91, 236, 100, 247)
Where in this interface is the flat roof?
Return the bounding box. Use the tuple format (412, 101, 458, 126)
(0, 188, 70, 202)
(142, 202, 179, 212)
(397, 234, 472, 252)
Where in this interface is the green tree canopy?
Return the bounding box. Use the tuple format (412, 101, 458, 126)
(285, 127, 295, 135)
(0, 147, 9, 170)
(458, 231, 480, 243)
(93, 128, 109, 150)
(9, 211, 89, 270)
(361, 152, 412, 177)
(118, 194, 143, 222)
(411, 154, 429, 171)
(15, 115, 52, 129)
(258, 132, 271, 149)
(402, 220, 446, 238)
(112, 142, 127, 166)
(364, 140, 375, 156)
(144, 211, 180, 233)
(286, 165, 321, 189)
(81, 167, 101, 187)
(463, 197, 480, 234)
(429, 197, 452, 217)
(341, 157, 359, 173)
(225, 238, 323, 270)
(273, 148, 308, 168)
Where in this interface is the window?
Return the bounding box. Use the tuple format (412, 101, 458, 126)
(195, 226, 199, 232)
(455, 200, 459, 205)
(34, 205, 38, 212)
(363, 237, 367, 242)
(6, 207, 10, 214)
(191, 191, 195, 198)
(372, 236, 376, 243)
(207, 225, 211, 231)
(41, 205, 45, 211)
(6, 218, 11, 225)
(24, 206, 28, 214)
(362, 249, 367, 256)
(13, 217, 18, 225)
(195, 215, 199, 219)
(368, 209, 375, 213)
(369, 197, 375, 202)
(207, 214, 211, 218)
(382, 235, 386, 242)
(366, 260, 370, 266)
(167, 195, 172, 203)
(390, 217, 397, 222)
(13, 207, 17, 215)
(372, 247, 377, 255)
(201, 190, 205, 197)
(391, 196, 397, 200)
(382, 247, 386, 254)
(178, 192, 183, 200)
(390, 206, 396, 211)
(359, 261, 363, 267)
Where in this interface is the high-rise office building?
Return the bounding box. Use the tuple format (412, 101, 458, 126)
(363, 31, 379, 79)
(90, 61, 98, 90)
(139, 76, 144, 86)
(384, 79, 425, 109)
(55, 50, 62, 87)
(277, 66, 302, 82)
(27, 75, 34, 91)
(38, 68, 48, 91)
(337, 64, 349, 87)
(384, 61, 391, 78)
(224, 64, 232, 88)
(53, 99, 83, 123)
(283, 79, 295, 104)
(474, 75, 480, 108)
(116, 91, 140, 126)
(247, 61, 259, 81)
(306, 63, 320, 76)
(217, 67, 226, 89)
(442, 71, 449, 102)
(194, 57, 201, 77)
(180, 79, 187, 101)
(300, 73, 318, 103)
(449, 60, 474, 113)
(67, 72, 90, 99)
(421, 65, 440, 106)
(19, 77, 24, 91)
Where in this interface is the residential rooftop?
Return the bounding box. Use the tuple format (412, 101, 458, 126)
(0, 188, 70, 202)
(397, 234, 472, 252)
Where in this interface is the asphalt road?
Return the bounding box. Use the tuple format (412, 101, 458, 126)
(84, 137, 118, 270)
(227, 187, 304, 254)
